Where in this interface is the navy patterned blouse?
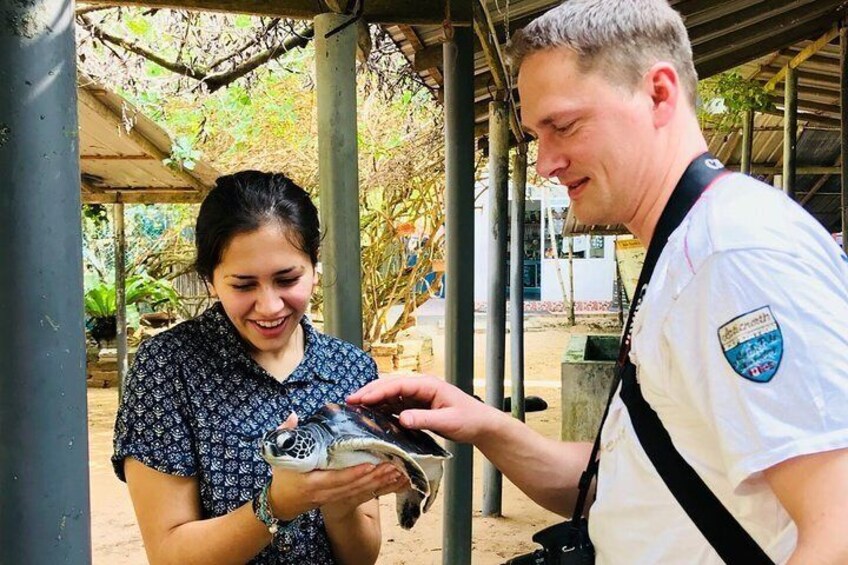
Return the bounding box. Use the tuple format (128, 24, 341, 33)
(112, 302, 378, 564)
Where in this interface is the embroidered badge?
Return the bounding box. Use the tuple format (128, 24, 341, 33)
(717, 306, 783, 383)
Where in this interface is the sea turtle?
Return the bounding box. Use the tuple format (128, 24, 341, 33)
(260, 403, 452, 529)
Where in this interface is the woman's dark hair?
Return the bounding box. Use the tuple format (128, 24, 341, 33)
(195, 170, 320, 282)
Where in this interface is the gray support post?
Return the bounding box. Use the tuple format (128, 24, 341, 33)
(115, 200, 128, 401)
(510, 147, 527, 423)
(482, 100, 509, 517)
(0, 1, 91, 563)
(442, 27, 475, 565)
(315, 13, 362, 347)
(783, 66, 798, 200)
(842, 25, 848, 253)
(568, 237, 576, 326)
(741, 109, 754, 175)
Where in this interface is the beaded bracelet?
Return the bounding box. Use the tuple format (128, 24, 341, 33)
(252, 481, 291, 535)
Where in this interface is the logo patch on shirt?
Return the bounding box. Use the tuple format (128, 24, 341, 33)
(717, 306, 783, 383)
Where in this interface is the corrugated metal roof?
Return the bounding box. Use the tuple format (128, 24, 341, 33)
(78, 75, 219, 204)
(385, 1, 848, 234)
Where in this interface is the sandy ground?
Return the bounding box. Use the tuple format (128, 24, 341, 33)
(89, 318, 612, 564)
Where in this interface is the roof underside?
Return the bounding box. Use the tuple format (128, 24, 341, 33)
(78, 76, 219, 204)
(383, 0, 848, 234)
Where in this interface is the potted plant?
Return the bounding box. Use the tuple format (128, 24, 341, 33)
(84, 274, 181, 346)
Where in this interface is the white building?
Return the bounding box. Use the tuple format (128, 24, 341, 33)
(473, 183, 619, 313)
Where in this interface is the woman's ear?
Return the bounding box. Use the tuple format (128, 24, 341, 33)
(204, 277, 218, 299)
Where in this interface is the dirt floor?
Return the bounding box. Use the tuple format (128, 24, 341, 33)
(89, 316, 617, 564)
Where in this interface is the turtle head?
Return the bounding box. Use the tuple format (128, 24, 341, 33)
(261, 426, 324, 472)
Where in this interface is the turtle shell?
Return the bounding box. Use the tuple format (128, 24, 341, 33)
(263, 402, 451, 529)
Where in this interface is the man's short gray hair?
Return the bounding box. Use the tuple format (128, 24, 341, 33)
(507, 0, 698, 107)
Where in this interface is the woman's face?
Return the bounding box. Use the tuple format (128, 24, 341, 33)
(209, 222, 317, 356)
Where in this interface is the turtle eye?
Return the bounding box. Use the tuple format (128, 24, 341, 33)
(279, 436, 296, 451)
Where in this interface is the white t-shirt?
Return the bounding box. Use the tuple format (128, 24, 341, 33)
(589, 173, 848, 564)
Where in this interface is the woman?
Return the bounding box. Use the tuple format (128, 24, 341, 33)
(113, 171, 403, 564)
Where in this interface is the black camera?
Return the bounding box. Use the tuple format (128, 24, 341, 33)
(503, 518, 594, 565)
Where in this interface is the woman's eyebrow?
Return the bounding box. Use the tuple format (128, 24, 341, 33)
(224, 267, 300, 280)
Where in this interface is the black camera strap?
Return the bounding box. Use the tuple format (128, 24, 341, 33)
(571, 152, 772, 564)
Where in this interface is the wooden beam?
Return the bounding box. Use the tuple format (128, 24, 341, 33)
(800, 156, 841, 205)
(80, 154, 156, 160)
(472, 0, 523, 142)
(696, 11, 842, 79)
(78, 88, 208, 194)
(774, 98, 840, 119)
(398, 25, 443, 84)
(82, 0, 473, 25)
(765, 24, 840, 90)
(761, 108, 841, 128)
(761, 67, 840, 90)
(82, 190, 204, 204)
(784, 66, 798, 199)
(726, 164, 840, 174)
(689, 0, 823, 48)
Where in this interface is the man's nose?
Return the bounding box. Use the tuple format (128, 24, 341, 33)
(535, 139, 569, 179)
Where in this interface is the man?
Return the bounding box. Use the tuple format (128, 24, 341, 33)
(349, 1, 848, 562)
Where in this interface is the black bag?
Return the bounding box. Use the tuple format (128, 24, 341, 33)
(503, 519, 594, 565)
(503, 154, 773, 565)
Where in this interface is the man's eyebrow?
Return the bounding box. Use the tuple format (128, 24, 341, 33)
(539, 110, 578, 127)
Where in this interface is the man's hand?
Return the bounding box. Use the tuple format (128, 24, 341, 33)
(347, 375, 502, 444)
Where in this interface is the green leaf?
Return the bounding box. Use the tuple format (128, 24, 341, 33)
(234, 14, 253, 28)
(126, 16, 152, 38)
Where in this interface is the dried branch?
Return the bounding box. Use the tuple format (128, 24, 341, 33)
(202, 25, 314, 92)
(78, 14, 207, 81)
(79, 13, 314, 92)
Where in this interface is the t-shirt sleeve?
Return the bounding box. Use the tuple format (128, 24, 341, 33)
(112, 337, 197, 482)
(672, 247, 848, 489)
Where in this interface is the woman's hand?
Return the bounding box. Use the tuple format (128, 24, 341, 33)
(267, 413, 407, 522)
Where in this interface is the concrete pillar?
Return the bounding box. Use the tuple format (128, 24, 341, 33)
(442, 26, 475, 565)
(0, 1, 91, 562)
(482, 100, 509, 517)
(315, 13, 363, 347)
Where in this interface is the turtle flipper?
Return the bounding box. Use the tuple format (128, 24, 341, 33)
(396, 487, 425, 529)
(416, 455, 445, 513)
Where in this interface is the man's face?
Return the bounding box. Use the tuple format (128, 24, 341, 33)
(518, 48, 655, 226)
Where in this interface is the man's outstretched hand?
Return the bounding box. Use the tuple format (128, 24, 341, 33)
(347, 376, 501, 444)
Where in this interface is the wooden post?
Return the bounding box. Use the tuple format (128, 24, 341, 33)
(114, 200, 128, 401)
(741, 109, 754, 175)
(783, 66, 798, 200)
(841, 25, 848, 253)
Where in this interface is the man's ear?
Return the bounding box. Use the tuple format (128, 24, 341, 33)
(644, 62, 680, 128)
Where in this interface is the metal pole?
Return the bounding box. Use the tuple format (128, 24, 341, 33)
(568, 237, 576, 326)
(741, 109, 754, 175)
(315, 13, 362, 347)
(510, 147, 527, 424)
(783, 66, 798, 200)
(443, 27, 475, 565)
(0, 1, 91, 563)
(841, 25, 848, 254)
(482, 100, 509, 517)
(114, 200, 128, 401)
